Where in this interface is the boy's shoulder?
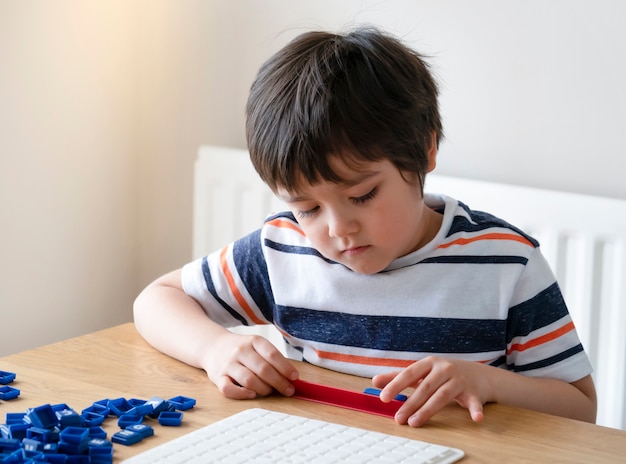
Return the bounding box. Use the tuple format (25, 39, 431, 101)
(441, 195, 540, 249)
(262, 211, 300, 232)
(260, 211, 307, 242)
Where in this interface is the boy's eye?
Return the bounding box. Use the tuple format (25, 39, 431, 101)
(351, 188, 378, 205)
(294, 187, 377, 219)
(297, 206, 319, 219)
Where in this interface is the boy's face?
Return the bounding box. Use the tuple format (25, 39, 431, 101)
(277, 156, 441, 274)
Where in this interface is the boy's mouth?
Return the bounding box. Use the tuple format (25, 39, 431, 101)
(343, 245, 369, 256)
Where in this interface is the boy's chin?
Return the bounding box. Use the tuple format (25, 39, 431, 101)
(341, 260, 389, 275)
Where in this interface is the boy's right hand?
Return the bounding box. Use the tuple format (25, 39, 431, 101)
(203, 331, 299, 400)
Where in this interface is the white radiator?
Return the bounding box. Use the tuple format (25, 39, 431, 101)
(194, 145, 626, 430)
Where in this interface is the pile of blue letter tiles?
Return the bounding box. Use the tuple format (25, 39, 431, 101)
(0, 371, 196, 464)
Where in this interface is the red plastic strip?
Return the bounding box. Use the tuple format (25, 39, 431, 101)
(292, 379, 404, 418)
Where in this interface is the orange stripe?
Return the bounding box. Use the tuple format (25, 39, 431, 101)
(313, 349, 415, 368)
(219, 247, 265, 324)
(314, 348, 493, 367)
(279, 330, 493, 366)
(508, 321, 575, 354)
(267, 218, 306, 236)
(438, 233, 533, 249)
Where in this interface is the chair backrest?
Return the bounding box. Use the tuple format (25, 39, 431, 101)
(194, 145, 626, 430)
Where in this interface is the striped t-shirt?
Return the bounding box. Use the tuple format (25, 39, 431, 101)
(182, 194, 593, 382)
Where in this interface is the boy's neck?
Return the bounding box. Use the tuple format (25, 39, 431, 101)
(412, 204, 444, 252)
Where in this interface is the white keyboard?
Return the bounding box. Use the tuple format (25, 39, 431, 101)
(123, 408, 464, 463)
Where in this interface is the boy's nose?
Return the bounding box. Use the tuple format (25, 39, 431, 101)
(327, 209, 359, 238)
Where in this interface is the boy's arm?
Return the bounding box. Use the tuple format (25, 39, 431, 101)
(133, 269, 298, 399)
(374, 357, 596, 427)
(490, 368, 596, 421)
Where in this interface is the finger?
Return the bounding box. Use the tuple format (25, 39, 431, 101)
(405, 384, 454, 427)
(243, 337, 297, 397)
(372, 371, 400, 389)
(252, 337, 300, 386)
(393, 390, 430, 425)
(213, 374, 258, 400)
(395, 367, 455, 426)
(213, 339, 281, 397)
(461, 396, 485, 423)
(379, 362, 431, 402)
(228, 355, 280, 396)
(249, 360, 296, 397)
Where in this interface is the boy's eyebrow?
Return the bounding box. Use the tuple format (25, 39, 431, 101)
(281, 195, 308, 203)
(279, 170, 379, 203)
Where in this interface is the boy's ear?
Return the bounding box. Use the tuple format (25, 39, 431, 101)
(427, 131, 438, 173)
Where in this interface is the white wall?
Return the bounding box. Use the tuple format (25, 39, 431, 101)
(204, 0, 626, 198)
(1, 0, 625, 356)
(0, 1, 139, 355)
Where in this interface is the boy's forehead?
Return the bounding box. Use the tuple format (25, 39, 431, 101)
(275, 158, 387, 201)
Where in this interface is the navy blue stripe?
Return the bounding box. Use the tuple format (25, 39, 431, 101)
(508, 344, 585, 372)
(232, 230, 276, 322)
(421, 255, 528, 265)
(265, 242, 528, 268)
(489, 356, 507, 368)
(264, 239, 339, 265)
(265, 211, 297, 222)
(201, 256, 248, 326)
(275, 306, 506, 353)
(449, 203, 539, 247)
(381, 255, 527, 273)
(506, 282, 569, 342)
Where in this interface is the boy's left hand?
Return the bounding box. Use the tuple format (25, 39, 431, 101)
(372, 356, 491, 427)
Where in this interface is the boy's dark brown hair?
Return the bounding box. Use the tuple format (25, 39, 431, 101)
(246, 27, 442, 193)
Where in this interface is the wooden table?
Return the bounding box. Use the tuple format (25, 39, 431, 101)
(1, 323, 625, 462)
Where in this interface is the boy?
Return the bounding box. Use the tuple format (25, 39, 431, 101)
(134, 27, 596, 427)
